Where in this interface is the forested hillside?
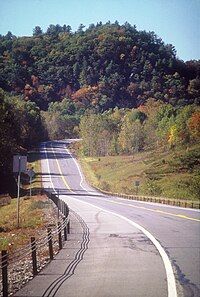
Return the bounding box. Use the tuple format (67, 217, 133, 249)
(1, 22, 200, 110)
(0, 22, 200, 193)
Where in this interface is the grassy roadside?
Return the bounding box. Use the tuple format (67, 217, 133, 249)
(0, 148, 56, 252)
(75, 143, 200, 202)
(0, 195, 54, 252)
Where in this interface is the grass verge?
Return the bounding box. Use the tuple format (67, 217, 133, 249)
(76, 143, 200, 201)
(0, 195, 56, 252)
(0, 147, 57, 253)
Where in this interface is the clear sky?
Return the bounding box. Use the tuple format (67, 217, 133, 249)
(0, 0, 199, 61)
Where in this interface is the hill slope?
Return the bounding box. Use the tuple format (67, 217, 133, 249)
(78, 143, 200, 201)
(0, 22, 199, 111)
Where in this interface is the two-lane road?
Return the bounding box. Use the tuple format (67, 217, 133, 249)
(39, 140, 200, 297)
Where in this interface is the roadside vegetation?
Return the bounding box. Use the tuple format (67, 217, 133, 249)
(78, 144, 200, 201)
(0, 195, 54, 252)
(0, 150, 57, 253)
(75, 99, 200, 201)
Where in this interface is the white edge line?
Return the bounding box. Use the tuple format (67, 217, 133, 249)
(44, 141, 178, 297)
(66, 197, 177, 297)
(66, 145, 199, 213)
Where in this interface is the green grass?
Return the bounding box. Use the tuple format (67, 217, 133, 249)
(0, 196, 52, 252)
(0, 148, 53, 253)
(78, 144, 200, 201)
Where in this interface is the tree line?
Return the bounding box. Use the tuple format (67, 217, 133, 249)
(79, 99, 200, 156)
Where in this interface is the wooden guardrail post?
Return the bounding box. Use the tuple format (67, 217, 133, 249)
(47, 228, 54, 260)
(67, 220, 70, 234)
(31, 237, 37, 275)
(61, 200, 64, 215)
(1, 250, 8, 297)
(58, 222, 62, 250)
(63, 218, 67, 241)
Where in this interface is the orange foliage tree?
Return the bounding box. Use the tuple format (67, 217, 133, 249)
(188, 111, 200, 141)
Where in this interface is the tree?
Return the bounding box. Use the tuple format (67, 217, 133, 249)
(33, 26, 43, 36)
(188, 78, 200, 104)
(118, 110, 145, 153)
(62, 24, 72, 33)
(187, 111, 200, 142)
(77, 24, 85, 34)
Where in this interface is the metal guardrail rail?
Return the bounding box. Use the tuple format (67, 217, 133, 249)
(94, 186, 200, 209)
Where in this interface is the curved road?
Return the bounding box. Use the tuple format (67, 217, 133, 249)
(19, 140, 200, 297)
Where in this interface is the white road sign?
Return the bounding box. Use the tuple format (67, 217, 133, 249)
(13, 155, 27, 173)
(27, 169, 35, 179)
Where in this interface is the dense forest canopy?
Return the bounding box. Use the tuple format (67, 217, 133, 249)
(0, 21, 200, 110)
(0, 21, 200, 193)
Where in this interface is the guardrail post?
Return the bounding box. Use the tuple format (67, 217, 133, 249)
(60, 199, 62, 214)
(47, 228, 54, 260)
(1, 250, 8, 297)
(63, 218, 67, 241)
(58, 222, 62, 250)
(57, 199, 60, 219)
(61, 200, 64, 216)
(31, 237, 37, 275)
(67, 220, 70, 234)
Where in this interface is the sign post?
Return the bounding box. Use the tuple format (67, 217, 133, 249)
(13, 155, 27, 227)
(17, 163, 20, 227)
(27, 169, 35, 198)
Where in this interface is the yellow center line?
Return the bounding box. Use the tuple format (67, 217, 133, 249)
(52, 146, 72, 192)
(108, 200, 200, 222)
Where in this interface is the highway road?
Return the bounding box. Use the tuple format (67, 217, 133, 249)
(39, 140, 200, 297)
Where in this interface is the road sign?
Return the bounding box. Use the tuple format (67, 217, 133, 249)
(27, 169, 35, 179)
(135, 180, 140, 187)
(13, 155, 27, 173)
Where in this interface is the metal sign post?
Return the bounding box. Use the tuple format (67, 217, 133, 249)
(17, 157, 21, 228)
(27, 169, 35, 198)
(30, 176, 32, 198)
(13, 155, 27, 228)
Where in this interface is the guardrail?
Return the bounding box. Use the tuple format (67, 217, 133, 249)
(0, 190, 69, 297)
(94, 187, 200, 209)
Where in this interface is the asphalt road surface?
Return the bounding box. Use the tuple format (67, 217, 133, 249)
(16, 140, 200, 297)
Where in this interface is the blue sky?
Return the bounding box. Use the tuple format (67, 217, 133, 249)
(0, 0, 199, 61)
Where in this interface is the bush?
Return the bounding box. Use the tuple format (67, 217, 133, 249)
(29, 200, 50, 210)
(144, 180, 162, 196)
(99, 181, 111, 191)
